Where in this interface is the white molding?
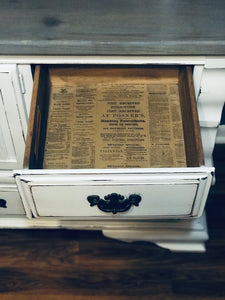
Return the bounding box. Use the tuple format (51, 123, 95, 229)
(0, 56, 224, 68)
(198, 69, 225, 127)
(0, 55, 209, 65)
(155, 242, 206, 252)
(205, 57, 225, 68)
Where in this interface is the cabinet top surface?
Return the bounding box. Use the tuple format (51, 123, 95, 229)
(1, 0, 225, 56)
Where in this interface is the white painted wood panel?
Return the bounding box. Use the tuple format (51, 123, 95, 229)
(197, 69, 225, 127)
(15, 167, 213, 219)
(31, 183, 197, 218)
(0, 188, 25, 215)
(0, 65, 29, 169)
(0, 89, 16, 165)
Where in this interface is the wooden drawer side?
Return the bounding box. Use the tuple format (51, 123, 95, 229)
(24, 66, 50, 169)
(179, 67, 204, 167)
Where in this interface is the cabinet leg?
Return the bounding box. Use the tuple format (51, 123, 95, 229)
(102, 213, 208, 253)
(102, 230, 207, 252)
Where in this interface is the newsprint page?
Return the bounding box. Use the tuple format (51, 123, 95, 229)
(43, 67, 187, 169)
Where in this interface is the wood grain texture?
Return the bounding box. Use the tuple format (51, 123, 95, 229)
(0, 0, 225, 55)
(23, 65, 50, 169)
(0, 145, 225, 299)
(179, 67, 204, 166)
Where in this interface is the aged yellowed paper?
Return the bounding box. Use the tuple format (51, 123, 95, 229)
(43, 68, 186, 169)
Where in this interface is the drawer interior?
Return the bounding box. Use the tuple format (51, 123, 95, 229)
(24, 65, 204, 169)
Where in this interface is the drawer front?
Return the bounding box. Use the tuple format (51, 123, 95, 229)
(0, 189, 25, 215)
(31, 184, 197, 217)
(15, 168, 213, 219)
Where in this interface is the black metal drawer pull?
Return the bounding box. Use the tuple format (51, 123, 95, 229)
(87, 193, 141, 214)
(0, 199, 7, 208)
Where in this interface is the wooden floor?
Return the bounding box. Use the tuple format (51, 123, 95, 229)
(0, 145, 225, 300)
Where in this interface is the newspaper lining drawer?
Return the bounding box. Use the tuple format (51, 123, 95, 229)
(15, 64, 214, 219)
(24, 65, 204, 170)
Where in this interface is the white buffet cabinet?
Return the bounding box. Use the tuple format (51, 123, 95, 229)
(0, 56, 225, 252)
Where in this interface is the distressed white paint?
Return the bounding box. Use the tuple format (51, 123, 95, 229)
(31, 184, 197, 218)
(0, 55, 207, 65)
(0, 66, 25, 169)
(216, 125, 225, 144)
(197, 69, 225, 127)
(0, 186, 25, 215)
(17, 64, 33, 117)
(200, 127, 218, 167)
(15, 167, 213, 220)
(102, 212, 208, 252)
(0, 87, 16, 164)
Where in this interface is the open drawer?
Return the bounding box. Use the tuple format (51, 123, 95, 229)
(15, 65, 213, 219)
